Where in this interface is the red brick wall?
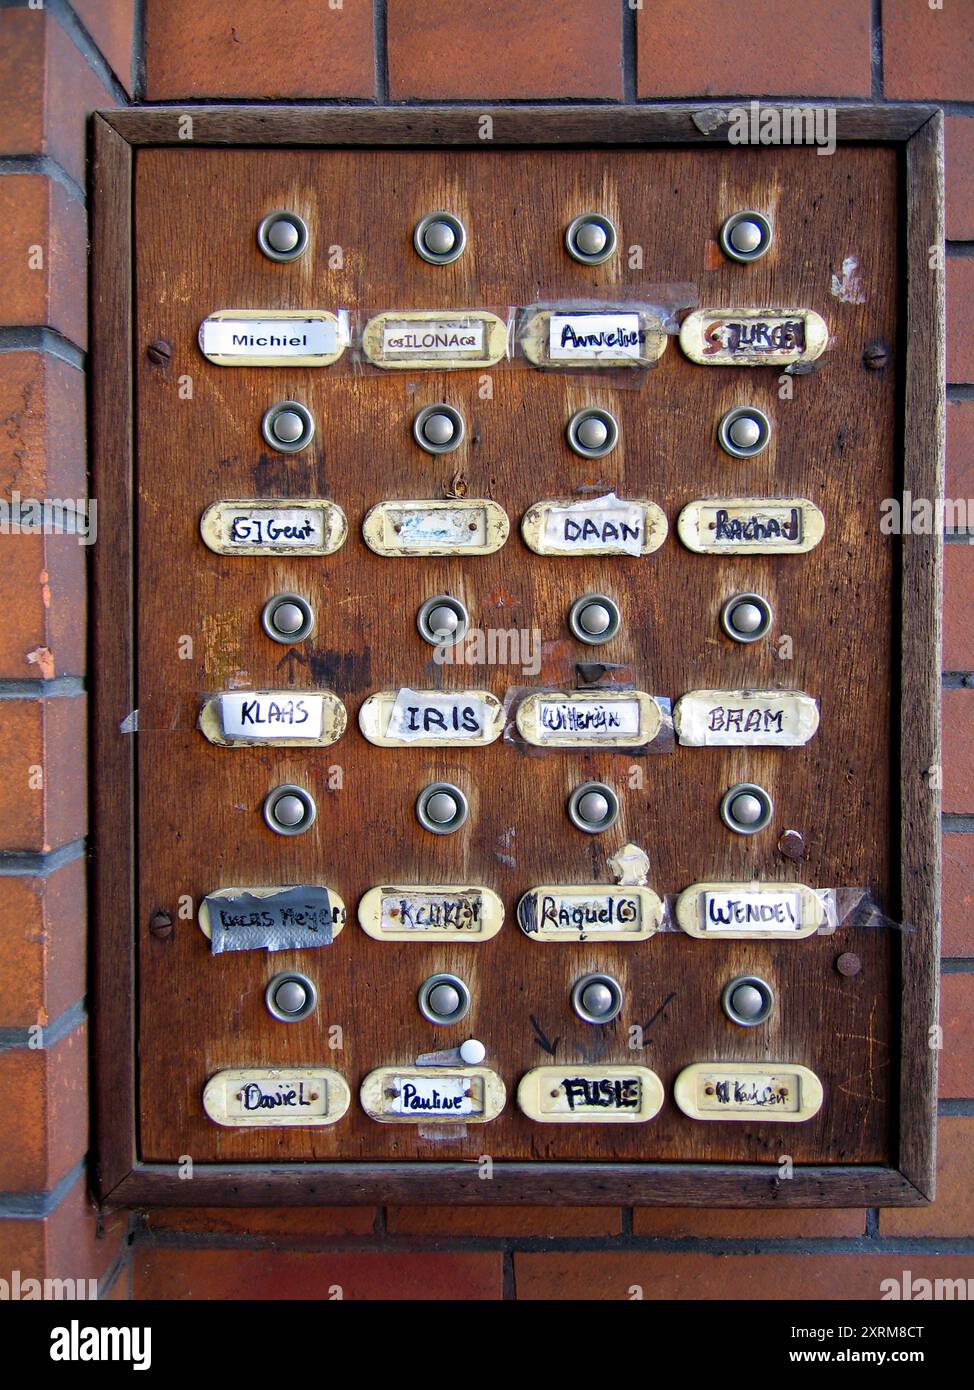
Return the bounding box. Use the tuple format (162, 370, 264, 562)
(2, 0, 972, 1302)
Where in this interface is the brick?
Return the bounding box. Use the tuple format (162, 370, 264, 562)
(943, 834, 974, 957)
(0, 1022, 87, 1192)
(71, 0, 135, 93)
(943, 688, 974, 814)
(946, 119, 974, 242)
(142, 1207, 376, 1237)
(944, 545, 974, 668)
(881, 1116, 974, 1235)
(388, 0, 621, 101)
(638, 1, 872, 99)
(633, 1207, 865, 1239)
(515, 1252, 974, 1301)
(0, 1172, 127, 1291)
(387, 1205, 621, 1237)
(145, 0, 375, 100)
(948, 401, 974, 505)
(948, 259, 974, 385)
(134, 1249, 502, 1300)
(0, 697, 87, 853)
(0, 176, 86, 350)
(0, 12, 115, 189)
(939, 973, 974, 1099)
(885, 0, 974, 100)
(0, 858, 85, 1028)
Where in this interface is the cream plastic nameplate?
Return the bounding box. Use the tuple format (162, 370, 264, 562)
(517, 885, 663, 942)
(362, 498, 509, 556)
(516, 690, 662, 748)
(677, 497, 825, 554)
(199, 500, 347, 557)
(358, 689, 504, 747)
(674, 1062, 824, 1122)
(360, 1067, 506, 1124)
(198, 885, 347, 952)
(517, 1066, 665, 1123)
(198, 310, 348, 366)
(520, 308, 667, 367)
(521, 493, 667, 557)
(674, 690, 820, 747)
(361, 311, 508, 370)
(675, 882, 828, 940)
(198, 691, 346, 747)
(679, 308, 828, 366)
(358, 885, 504, 942)
(203, 1068, 351, 1128)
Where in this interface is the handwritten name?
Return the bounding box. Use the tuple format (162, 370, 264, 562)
(540, 895, 639, 931)
(703, 319, 805, 355)
(229, 515, 317, 544)
(562, 1077, 641, 1111)
(714, 508, 800, 542)
(241, 1082, 314, 1111)
(707, 706, 785, 734)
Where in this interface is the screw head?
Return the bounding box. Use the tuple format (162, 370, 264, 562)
(836, 952, 862, 977)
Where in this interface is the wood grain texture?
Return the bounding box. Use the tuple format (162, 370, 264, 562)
(132, 144, 900, 1169)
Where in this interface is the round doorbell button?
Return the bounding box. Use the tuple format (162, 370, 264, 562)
(257, 211, 309, 263)
(720, 211, 773, 263)
(263, 784, 317, 837)
(565, 213, 617, 265)
(414, 212, 466, 265)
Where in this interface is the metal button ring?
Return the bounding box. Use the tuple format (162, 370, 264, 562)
(416, 782, 468, 835)
(257, 211, 309, 263)
(565, 213, 617, 265)
(721, 592, 773, 645)
(722, 974, 774, 1027)
(719, 211, 773, 263)
(568, 593, 621, 645)
(720, 782, 773, 835)
(413, 403, 465, 454)
(572, 972, 623, 1025)
(417, 594, 469, 647)
(261, 593, 314, 644)
(568, 781, 619, 834)
(265, 971, 317, 1023)
(418, 972, 471, 1026)
(717, 406, 771, 458)
(263, 784, 317, 837)
(414, 212, 466, 265)
(567, 407, 619, 459)
(261, 400, 315, 454)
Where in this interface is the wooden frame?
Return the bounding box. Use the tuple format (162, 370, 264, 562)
(91, 104, 943, 1208)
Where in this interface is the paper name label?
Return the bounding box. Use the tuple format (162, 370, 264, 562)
(358, 885, 504, 942)
(677, 497, 824, 555)
(392, 1076, 474, 1116)
(515, 690, 661, 748)
(704, 889, 803, 933)
(203, 1068, 351, 1127)
(358, 690, 502, 747)
(362, 311, 507, 369)
(382, 321, 484, 354)
(360, 1067, 506, 1124)
(675, 690, 820, 747)
(675, 881, 827, 939)
(517, 885, 663, 942)
(199, 886, 346, 953)
(674, 1063, 824, 1122)
(362, 499, 510, 556)
(540, 698, 639, 735)
(679, 308, 829, 366)
(199, 500, 347, 556)
(549, 313, 643, 361)
(517, 1066, 665, 1123)
(198, 311, 346, 365)
(198, 691, 346, 747)
(522, 494, 667, 557)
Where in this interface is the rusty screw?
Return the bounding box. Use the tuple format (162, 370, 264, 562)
(835, 952, 862, 977)
(863, 341, 890, 371)
(148, 909, 173, 940)
(147, 339, 172, 368)
(777, 829, 806, 862)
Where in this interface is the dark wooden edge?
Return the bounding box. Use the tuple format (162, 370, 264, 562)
(90, 113, 138, 1201)
(90, 103, 942, 1208)
(102, 1162, 926, 1209)
(97, 102, 937, 148)
(897, 112, 945, 1201)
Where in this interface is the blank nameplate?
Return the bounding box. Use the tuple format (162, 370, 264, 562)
(674, 1062, 824, 1122)
(679, 308, 828, 366)
(203, 1068, 350, 1127)
(520, 308, 667, 367)
(517, 885, 663, 942)
(360, 1067, 506, 1124)
(362, 498, 509, 556)
(675, 882, 827, 940)
(674, 690, 820, 746)
(521, 493, 667, 556)
(518, 1066, 665, 1123)
(362, 311, 507, 369)
(198, 310, 347, 366)
(358, 885, 504, 942)
(359, 689, 503, 747)
(200, 500, 347, 556)
(516, 690, 661, 748)
(198, 885, 346, 953)
(677, 497, 824, 554)
(198, 691, 346, 747)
